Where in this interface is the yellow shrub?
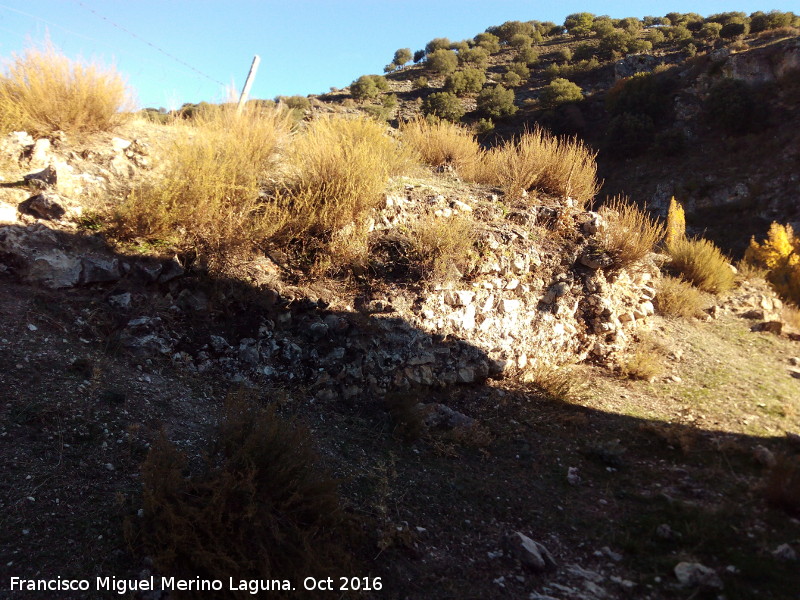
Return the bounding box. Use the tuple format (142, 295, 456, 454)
(655, 275, 707, 318)
(400, 117, 482, 176)
(0, 40, 131, 135)
(475, 126, 599, 207)
(667, 237, 735, 294)
(281, 116, 417, 235)
(115, 105, 291, 260)
(745, 222, 800, 304)
(599, 196, 665, 268)
(665, 196, 686, 249)
(407, 212, 478, 281)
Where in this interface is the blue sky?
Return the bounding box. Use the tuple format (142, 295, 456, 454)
(0, 1, 795, 109)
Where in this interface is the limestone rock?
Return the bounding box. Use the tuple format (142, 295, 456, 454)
(673, 562, 722, 589)
(20, 193, 67, 220)
(506, 532, 556, 572)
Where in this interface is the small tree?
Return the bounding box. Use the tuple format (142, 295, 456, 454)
(445, 68, 486, 96)
(425, 37, 452, 54)
(459, 47, 489, 69)
(745, 223, 800, 304)
(473, 32, 501, 53)
(477, 85, 517, 118)
(665, 197, 686, 249)
(383, 63, 396, 74)
(422, 92, 465, 122)
(564, 12, 595, 37)
(350, 75, 387, 102)
(427, 49, 458, 74)
(540, 78, 583, 108)
(509, 33, 533, 48)
(508, 62, 530, 79)
(393, 48, 412, 67)
(412, 76, 429, 90)
(413, 49, 426, 63)
(518, 46, 539, 66)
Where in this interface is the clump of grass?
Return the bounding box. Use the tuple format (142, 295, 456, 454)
(400, 117, 482, 176)
(783, 304, 800, 330)
(667, 237, 736, 294)
(0, 39, 131, 135)
(113, 104, 291, 261)
(524, 364, 586, 403)
(655, 275, 707, 318)
(620, 333, 665, 381)
(136, 391, 356, 598)
(281, 115, 417, 236)
(599, 196, 665, 268)
(476, 126, 599, 206)
(406, 211, 478, 281)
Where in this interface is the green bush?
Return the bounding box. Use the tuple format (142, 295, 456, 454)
(393, 47, 412, 66)
(653, 128, 687, 156)
(275, 95, 310, 111)
(458, 47, 489, 69)
(350, 75, 388, 102)
(426, 49, 458, 75)
(503, 71, 522, 87)
(425, 37, 451, 54)
(413, 49, 426, 63)
(518, 46, 539, 66)
(445, 68, 486, 96)
(509, 33, 532, 48)
(475, 118, 494, 134)
(508, 62, 530, 79)
(721, 21, 749, 38)
(564, 12, 595, 37)
(412, 76, 429, 90)
(605, 72, 672, 122)
(540, 78, 583, 108)
(450, 40, 470, 53)
(473, 32, 501, 53)
(699, 22, 723, 40)
(557, 47, 573, 63)
(477, 85, 517, 118)
(422, 92, 465, 122)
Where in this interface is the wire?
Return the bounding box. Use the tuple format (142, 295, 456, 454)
(74, 1, 227, 87)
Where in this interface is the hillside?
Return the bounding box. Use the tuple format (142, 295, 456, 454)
(1, 11, 800, 600)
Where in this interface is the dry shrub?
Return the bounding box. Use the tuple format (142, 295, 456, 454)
(407, 211, 478, 281)
(783, 304, 800, 330)
(114, 105, 291, 261)
(312, 219, 371, 276)
(621, 333, 665, 381)
(400, 117, 482, 175)
(523, 364, 586, 403)
(0, 39, 131, 135)
(655, 275, 707, 318)
(599, 196, 665, 268)
(667, 237, 735, 294)
(137, 391, 356, 598)
(757, 26, 800, 39)
(765, 454, 800, 516)
(476, 126, 599, 206)
(281, 116, 417, 235)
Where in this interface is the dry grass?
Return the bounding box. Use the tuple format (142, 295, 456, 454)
(655, 275, 708, 318)
(475, 126, 600, 206)
(599, 196, 665, 268)
(136, 391, 356, 598)
(400, 118, 483, 176)
(280, 116, 417, 236)
(523, 364, 586, 403)
(667, 237, 736, 295)
(620, 333, 665, 381)
(783, 304, 800, 330)
(113, 104, 291, 262)
(0, 40, 131, 135)
(407, 212, 478, 281)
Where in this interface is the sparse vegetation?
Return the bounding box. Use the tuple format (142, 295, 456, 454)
(667, 237, 736, 294)
(620, 333, 665, 380)
(599, 196, 665, 268)
(656, 275, 707, 318)
(0, 40, 130, 135)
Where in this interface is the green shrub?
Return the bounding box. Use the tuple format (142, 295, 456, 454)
(540, 78, 583, 108)
(425, 38, 451, 54)
(477, 85, 517, 118)
(426, 49, 459, 75)
(475, 118, 494, 134)
(445, 68, 486, 96)
(458, 47, 489, 69)
(393, 47, 412, 66)
(413, 49, 426, 63)
(503, 72, 522, 87)
(350, 74, 388, 102)
(564, 12, 595, 37)
(699, 22, 723, 40)
(557, 48, 573, 63)
(138, 392, 356, 599)
(412, 76, 429, 90)
(508, 62, 530, 79)
(422, 91, 465, 122)
(667, 237, 736, 294)
(276, 95, 311, 111)
(518, 46, 539, 66)
(509, 33, 532, 48)
(473, 32, 501, 54)
(606, 72, 672, 121)
(721, 21, 750, 38)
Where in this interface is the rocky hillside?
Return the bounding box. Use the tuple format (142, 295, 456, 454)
(0, 106, 799, 599)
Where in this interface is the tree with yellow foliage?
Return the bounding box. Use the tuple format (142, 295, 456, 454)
(745, 222, 800, 304)
(665, 196, 686, 249)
